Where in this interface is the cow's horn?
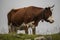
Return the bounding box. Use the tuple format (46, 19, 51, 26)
(50, 5, 55, 8)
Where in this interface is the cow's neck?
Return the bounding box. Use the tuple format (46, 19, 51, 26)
(40, 9, 46, 22)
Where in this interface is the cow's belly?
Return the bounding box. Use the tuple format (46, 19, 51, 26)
(15, 21, 35, 30)
(20, 21, 35, 29)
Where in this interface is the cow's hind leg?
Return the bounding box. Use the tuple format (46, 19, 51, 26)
(8, 23, 13, 33)
(9, 24, 17, 34)
(11, 26, 17, 33)
(8, 25, 11, 33)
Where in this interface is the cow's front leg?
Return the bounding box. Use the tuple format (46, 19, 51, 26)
(11, 25, 15, 33)
(25, 26, 28, 34)
(8, 25, 11, 33)
(32, 27, 36, 34)
(32, 25, 36, 34)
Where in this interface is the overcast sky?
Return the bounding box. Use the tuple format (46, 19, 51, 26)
(0, 0, 60, 34)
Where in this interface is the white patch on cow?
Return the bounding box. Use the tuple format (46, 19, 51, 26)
(47, 16, 54, 22)
(8, 25, 10, 29)
(18, 21, 34, 29)
(17, 23, 26, 30)
(19, 23, 26, 28)
(26, 24, 29, 28)
(8, 23, 12, 32)
(19, 21, 34, 29)
(26, 21, 34, 28)
(32, 25, 35, 29)
(8, 25, 11, 32)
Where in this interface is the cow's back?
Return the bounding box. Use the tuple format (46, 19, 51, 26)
(26, 6, 43, 16)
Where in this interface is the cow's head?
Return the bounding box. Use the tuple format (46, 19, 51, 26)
(41, 5, 54, 23)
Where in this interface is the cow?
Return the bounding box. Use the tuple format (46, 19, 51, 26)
(7, 5, 54, 34)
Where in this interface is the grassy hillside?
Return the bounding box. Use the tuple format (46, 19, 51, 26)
(0, 33, 60, 40)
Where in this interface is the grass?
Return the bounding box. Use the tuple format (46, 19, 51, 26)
(43, 33, 60, 40)
(0, 34, 38, 40)
(0, 33, 60, 40)
(51, 33, 60, 40)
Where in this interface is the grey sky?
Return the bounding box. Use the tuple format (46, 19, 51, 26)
(0, 0, 60, 34)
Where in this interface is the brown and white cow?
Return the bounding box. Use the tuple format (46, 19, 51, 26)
(7, 5, 54, 34)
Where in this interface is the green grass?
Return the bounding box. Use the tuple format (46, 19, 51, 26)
(44, 33, 60, 40)
(0, 34, 38, 40)
(0, 33, 60, 40)
(51, 33, 60, 40)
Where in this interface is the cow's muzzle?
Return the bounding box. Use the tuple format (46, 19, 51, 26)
(47, 16, 54, 23)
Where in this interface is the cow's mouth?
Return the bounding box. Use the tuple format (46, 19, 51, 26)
(49, 20, 54, 23)
(44, 19, 54, 23)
